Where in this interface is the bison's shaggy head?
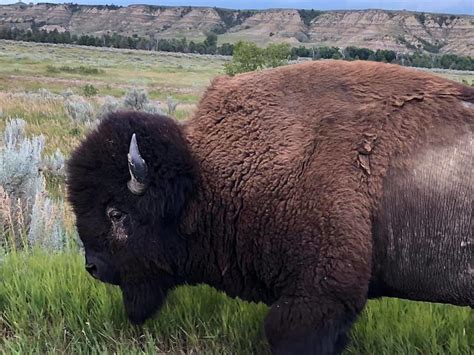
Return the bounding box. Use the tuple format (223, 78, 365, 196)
(67, 111, 197, 324)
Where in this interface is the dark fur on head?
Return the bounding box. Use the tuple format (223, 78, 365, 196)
(67, 111, 197, 323)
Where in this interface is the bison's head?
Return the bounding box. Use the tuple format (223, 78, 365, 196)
(67, 111, 197, 324)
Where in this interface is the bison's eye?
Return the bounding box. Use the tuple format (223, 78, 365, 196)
(107, 207, 124, 221)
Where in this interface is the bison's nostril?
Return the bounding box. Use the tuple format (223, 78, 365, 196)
(85, 263, 98, 278)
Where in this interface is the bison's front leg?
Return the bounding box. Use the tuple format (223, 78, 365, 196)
(265, 208, 372, 354)
(264, 294, 362, 355)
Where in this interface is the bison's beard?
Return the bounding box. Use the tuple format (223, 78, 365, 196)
(120, 275, 176, 325)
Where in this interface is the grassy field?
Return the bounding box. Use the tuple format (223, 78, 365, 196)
(0, 40, 226, 101)
(0, 39, 473, 354)
(1, 251, 472, 354)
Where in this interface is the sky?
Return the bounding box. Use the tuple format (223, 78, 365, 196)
(0, 0, 472, 15)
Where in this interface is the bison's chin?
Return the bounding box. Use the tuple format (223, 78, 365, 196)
(121, 282, 170, 325)
(120, 271, 180, 325)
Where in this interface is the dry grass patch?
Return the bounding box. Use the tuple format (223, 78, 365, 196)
(0, 91, 65, 120)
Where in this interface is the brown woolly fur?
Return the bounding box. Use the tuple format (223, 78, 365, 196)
(67, 61, 473, 354)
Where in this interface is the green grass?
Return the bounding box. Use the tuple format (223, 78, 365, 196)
(1, 251, 472, 354)
(46, 65, 105, 75)
(0, 40, 226, 98)
(0, 251, 269, 354)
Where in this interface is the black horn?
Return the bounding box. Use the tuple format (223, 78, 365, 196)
(127, 133, 148, 195)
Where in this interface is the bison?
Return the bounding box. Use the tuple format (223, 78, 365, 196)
(67, 60, 473, 354)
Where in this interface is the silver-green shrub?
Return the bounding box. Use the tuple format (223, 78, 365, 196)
(166, 96, 179, 115)
(0, 119, 67, 251)
(65, 96, 94, 123)
(41, 149, 65, 177)
(1, 119, 44, 200)
(37, 88, 56, 98)
(28, 179, 67, 251)
(98, 95, 121, 119)
(108, 88, 163, 116)
(61, 88, 75, 98)
(142, 103, 163, 114)
(63, 88, 167, 126)
(123, 88, 149, 111)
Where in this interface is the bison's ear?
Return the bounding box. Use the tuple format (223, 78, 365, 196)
(160, 173, 195, 223)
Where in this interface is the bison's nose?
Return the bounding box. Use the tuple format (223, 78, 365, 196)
(85, 263, 98, 278)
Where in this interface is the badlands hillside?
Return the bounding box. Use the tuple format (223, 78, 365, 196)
(0, 2, 473, 56)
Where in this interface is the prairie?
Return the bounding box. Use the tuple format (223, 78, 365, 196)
(0, 39, 472, 354)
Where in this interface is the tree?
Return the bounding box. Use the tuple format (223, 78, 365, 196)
(224, 42, 291, 76)
(264, 43, 291, 68)
(224, 41, 265, 75)
(291, 45, 311, 58)
(203, 33, 218, 54)
(218, 42, 234, 56)
(316, 46, 340, 59)
(345, 46, 374, 61)
(374, 49, 396, 63)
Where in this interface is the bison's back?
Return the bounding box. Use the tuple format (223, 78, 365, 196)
(188, 60, 472, 206)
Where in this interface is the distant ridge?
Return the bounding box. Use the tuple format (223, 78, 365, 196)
(0, 3, 472, 56)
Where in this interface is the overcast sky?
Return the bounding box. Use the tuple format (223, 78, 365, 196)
(0, 0, 472, 15)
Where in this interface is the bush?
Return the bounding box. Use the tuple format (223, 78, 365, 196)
(98, 95, 121, 118)
(37, 88, 56, 98)
(0, 120, 67, 251)
(65, 96, 94, 123)
(141, 103, 163, 115)
(61, 88, 74, 98)
(0, 119, 44, 201)
(83, 84, 99, 97)
(41, 149, 65, 177)
(166, 96, 179, 115)
(123, 88, 149, 110)
(122, 88, 161, 114)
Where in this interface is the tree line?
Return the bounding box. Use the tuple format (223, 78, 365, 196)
(0, 27, 233, 55)
(0, 27, 472, 71)
(291, 45, 473, 71)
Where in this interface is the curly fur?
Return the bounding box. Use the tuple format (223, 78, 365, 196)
(67, 61, 473, 354)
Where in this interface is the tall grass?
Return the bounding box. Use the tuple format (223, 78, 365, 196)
(1, 251, 472, 354)
(0, 251, 269, 354)
(46, 65, 105, 75)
